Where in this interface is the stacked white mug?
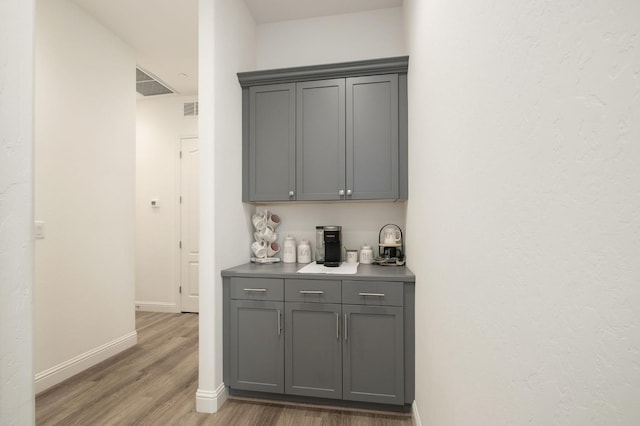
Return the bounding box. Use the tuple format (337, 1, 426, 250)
(251, 210, 281, 259)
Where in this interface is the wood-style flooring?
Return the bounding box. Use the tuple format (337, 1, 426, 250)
(36, 311, 413, 425)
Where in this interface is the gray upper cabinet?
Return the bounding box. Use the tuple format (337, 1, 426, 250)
(296, 79, 346, 201)
(346, 74, 399, 200)
(248, 83, 296, 201)
(239, 56, 408, 203)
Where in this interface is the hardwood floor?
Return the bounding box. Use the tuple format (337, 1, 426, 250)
(36, 312, 413, 425)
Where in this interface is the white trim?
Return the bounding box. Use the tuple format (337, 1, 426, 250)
(135, 301, 180, 313)
(412, 400, 422, 426)
(196, 383, 228, 413)
(34, 331, 137, 394)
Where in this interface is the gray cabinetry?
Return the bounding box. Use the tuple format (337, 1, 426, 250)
(239, 56, 409, 203)
(342, 279, 404, 405)
(343, 304, 404, 405)
(228, 277, 285, 393)
(222, 263, 415, 408)
(229, 300, 284, 393)
(285, 279, 342, 398)
(346, 74, 399, 200)
(285, 302, 342, 398)
(295, 79, 346, 201)
(248, 83, 295, 201)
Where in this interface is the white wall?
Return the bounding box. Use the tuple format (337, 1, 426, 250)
(34, 0, 137, 392)
(136, 96, 198, 312)
(0, 0, 35, 422)
(404, 1, 640, 424)
(255, 6, 408, 257)
(256, 7, 405, 70)
(197, 0, 257, 412)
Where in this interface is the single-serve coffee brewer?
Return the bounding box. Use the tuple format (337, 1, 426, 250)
(323, 226, 342, 267)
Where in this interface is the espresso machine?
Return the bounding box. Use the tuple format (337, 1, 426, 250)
(323, 226, 342, 267)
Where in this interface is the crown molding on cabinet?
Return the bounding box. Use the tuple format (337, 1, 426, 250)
(237, 56, 409, 88)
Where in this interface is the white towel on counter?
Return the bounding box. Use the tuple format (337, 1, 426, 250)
(296, 262, 358, 275)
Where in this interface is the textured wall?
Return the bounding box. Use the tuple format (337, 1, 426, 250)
(34, 0, 136, 388)
(256, 7, 405, 70)
(405, 0, 640, 424)
(0, 0, 35, 423)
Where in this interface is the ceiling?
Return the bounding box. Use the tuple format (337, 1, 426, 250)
(71, 0, 402, 96)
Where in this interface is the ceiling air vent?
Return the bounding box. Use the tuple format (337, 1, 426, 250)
(184, 101, 199, 116)
(136, 67, 175, 96)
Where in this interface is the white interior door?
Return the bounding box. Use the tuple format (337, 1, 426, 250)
(180, 137, 199, 312)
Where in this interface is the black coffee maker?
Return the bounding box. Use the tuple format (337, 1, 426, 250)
(323, 226, 342, 267)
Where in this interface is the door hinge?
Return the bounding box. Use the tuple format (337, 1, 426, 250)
(179, 195, 182, 204)
(179, 286, 182, 294)
(179, 241, 182, 249)
(180, 151, 183, 159)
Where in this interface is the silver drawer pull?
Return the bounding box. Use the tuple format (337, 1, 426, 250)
(336, 313, 339, 339)
(359, 292, 385, 297)
(243, 288, 267, 292)
(299, 290, 324, 295)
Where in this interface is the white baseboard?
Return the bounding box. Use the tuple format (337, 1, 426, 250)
(196, 383, 228, 413)
(34, 331, 137, 394)
(135, 301, 179, 313)
(412, 400, 423, 426)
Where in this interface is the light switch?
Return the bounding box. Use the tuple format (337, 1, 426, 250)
(34, 220, 45, 239)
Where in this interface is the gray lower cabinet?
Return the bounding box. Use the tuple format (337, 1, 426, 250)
(285, 302, 342, 398)
(229, 299, 284, 393)
(342, 304, 404, 405)
(222, 266, 415, 407)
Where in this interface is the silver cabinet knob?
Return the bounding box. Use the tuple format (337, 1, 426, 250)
(288, 190, 294, 197)
(339, 189, 345, 196)
(347, 189, 352, 196)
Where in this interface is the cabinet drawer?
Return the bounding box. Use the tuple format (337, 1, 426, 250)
(230, 277, 284, 301)
(285, 279, 341, 303)
(342, 281, 403, 306)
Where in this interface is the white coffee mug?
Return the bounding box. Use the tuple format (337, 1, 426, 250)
(252, 212, 267, 231)
(383, 228, 401, 244)
(250, 240, 267, 258)
(267, 241, 280, 257)
(267, 213, 281, 230)
(258, 225, 277, 243)
(346, 250, 358, 264)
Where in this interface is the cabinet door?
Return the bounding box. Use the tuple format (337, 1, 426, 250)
(346, 74, 399, 200)
(230, 300, 284, 393)
(343, 304, 404, 405)
(249, 83, 296, 201)
(285, 303, 342, 399)
(296, 79, 346, 201)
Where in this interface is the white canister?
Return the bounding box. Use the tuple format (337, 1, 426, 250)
(359, 244, 373, 264)
(283, 235, 297, 263)
(297, 239, 311, 264)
